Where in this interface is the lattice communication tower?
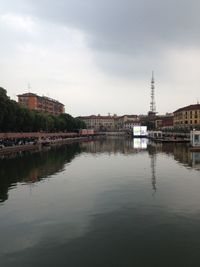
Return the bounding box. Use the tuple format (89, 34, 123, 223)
(150, 71, 156, 113)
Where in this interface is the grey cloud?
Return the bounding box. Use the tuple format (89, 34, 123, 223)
(17, 0, 200, 54)
(1, 0, 200, 115)
(3, 0, 199, 79)
(2, 0, 200, 66)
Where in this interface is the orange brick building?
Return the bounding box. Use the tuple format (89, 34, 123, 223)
(17, 93, 65, 115)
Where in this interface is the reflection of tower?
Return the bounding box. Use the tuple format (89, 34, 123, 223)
(148, 71, 156, 117)
(150, 154, 157, 195)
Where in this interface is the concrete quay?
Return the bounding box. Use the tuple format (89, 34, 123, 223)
(0, 134, 102, 156)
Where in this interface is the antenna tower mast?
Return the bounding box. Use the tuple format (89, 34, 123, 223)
(150, 71, 156, 113)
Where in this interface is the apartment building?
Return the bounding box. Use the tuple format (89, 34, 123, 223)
(78, 114, 140, 130)
(78, 115, 115, 130)
(174, 104, 200, 127)
(17, 93, 65, 116)
(154, 114, 174, 130)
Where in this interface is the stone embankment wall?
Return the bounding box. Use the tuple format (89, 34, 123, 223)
(0, 132, 78, 139)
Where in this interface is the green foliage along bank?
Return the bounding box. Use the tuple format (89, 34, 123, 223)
(0, 87, 86, 132)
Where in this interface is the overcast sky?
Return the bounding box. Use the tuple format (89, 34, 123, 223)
(0, 0, 200, 116)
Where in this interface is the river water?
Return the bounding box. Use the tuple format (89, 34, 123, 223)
(0, 137, 200, 267)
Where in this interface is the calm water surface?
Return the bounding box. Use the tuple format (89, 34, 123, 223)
(0, 138, 200, 267)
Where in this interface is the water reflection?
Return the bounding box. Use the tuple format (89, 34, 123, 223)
(150, 154, 157, 194)
(80, 137, 137, 154)
(1, 138, 200, 267)
(152, 142, 200, 171)
(191, 152, 200, 170)
(80, 137, 148, 154)
(133, 138, 148, 149)
(0, 138, 199, 203)
(146, 142, 157, 195)
(0, 143, 82, 202)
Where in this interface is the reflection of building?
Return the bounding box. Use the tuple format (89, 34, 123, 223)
(191, 152, 200, 170)
(78, 114, 140, 130)
(174, 104, 200, 128)
(133, 138, 148, 149)
(149, 142, 200, 172)
(18, 93, 65, 115)
(0, 143, 81, 203)
(172, 144, 200, 171)
(80, 137, 144, 154)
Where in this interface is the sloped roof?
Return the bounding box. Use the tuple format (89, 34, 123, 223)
(79, 115, 115, 119)
(174, 104, 200, 113)
(17, 92, 64, 106)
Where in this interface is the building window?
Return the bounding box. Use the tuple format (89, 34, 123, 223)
(194, 135, 200, 142)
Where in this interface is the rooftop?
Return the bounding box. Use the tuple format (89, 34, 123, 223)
(174, 104, 200, 113)
(79, 115, 115, 119)
(78, 114, 138, 119)
(18, 92, 64, 106)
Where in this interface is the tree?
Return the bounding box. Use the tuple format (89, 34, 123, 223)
(0, 87, 86, 132)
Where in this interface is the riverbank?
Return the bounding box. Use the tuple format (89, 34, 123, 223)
(0, 136, 102, 156)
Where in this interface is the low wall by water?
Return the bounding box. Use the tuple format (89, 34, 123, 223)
(99, 131, 127, 136)
(0, 136, 101, 156)
(0, 132, 78, 139)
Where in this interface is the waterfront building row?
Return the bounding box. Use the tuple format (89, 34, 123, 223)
(153, 104, 200, 130)
(78, 104, 200, 131)
(173, 104, 200, 128)
(77, 114, 140, 131)
(17, 91, 200, 130)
